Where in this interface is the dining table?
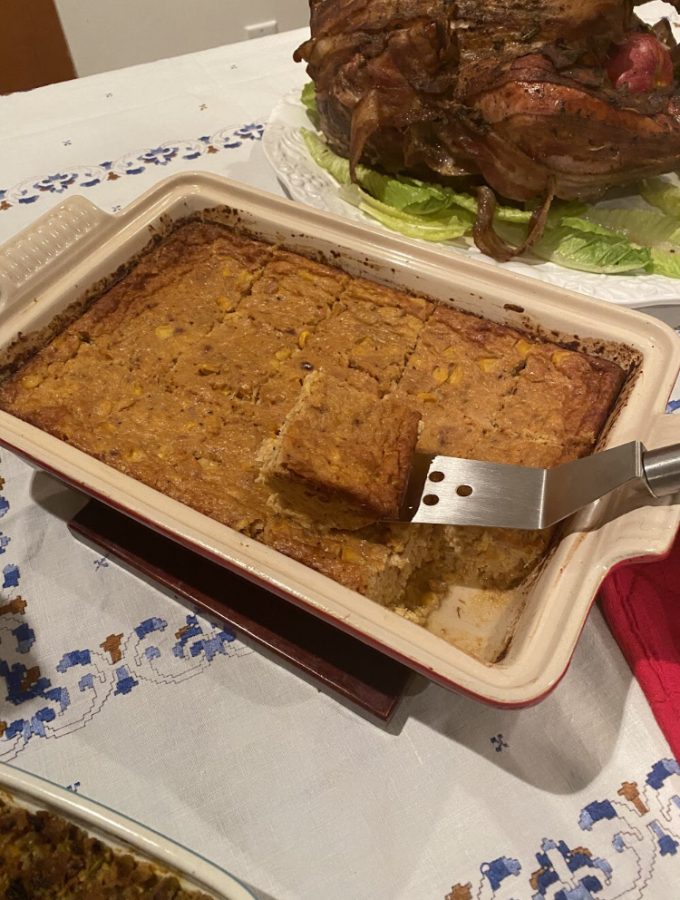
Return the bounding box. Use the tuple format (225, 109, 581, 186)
(1, 22, 680, 900)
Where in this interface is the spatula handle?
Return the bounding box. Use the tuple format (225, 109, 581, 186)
(643, 443, 680, 498)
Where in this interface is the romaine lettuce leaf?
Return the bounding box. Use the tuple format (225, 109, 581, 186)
(649, 247, 680, 277)
(583, 206, 680, 247)
(640, 177, 680, 219)
(339, 184, 473, 240)
(299, 90, 670, 277)
(302, 129, 351, 184)
(487, 213, 649, 274)
(301, 128, 530, 223)
(358, 170, 453, 215)
(531, 220, 650, 274)
(301, 82, 316, 113)
(300, 82, 320, 129)
(358, 203, 473, 241)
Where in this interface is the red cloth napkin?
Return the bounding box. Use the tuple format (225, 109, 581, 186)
(600, 530, 680, 759)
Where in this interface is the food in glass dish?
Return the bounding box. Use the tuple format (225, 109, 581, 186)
(0, 789, 212, 899)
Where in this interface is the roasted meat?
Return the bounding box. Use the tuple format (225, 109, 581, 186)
(294, 0, 680, 259)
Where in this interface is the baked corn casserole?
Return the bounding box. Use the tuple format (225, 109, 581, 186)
(0, 218, 625, 632)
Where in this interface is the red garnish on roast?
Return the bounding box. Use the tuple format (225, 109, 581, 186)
(607, 33, 674, 92)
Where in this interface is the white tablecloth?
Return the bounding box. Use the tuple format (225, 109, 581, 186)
(1, 28, 680, 900)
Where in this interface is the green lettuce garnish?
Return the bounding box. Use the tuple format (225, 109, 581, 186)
(649, 247, 680, 277)
(302, 129, 351, 184)
(583, 206, 680, 247)
(580, 205, 680, 277)
(299, 87, 680, 278)
(300, 82, 320, 129)
(302, 129, 530, 223)
(640, 177, 680, 220)
(301, 82, 316, 112)
(340, 184, 474, 241)
(530, 218, 651, 274)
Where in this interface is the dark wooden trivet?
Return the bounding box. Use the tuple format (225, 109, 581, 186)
(68, 500, 411, 721)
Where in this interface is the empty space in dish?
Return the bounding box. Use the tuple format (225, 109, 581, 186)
(0, 173, 677, 705)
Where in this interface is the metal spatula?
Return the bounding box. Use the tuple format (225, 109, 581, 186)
(397, 441, 680, 529)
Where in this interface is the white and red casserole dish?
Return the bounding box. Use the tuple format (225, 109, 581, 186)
(0, 172, 678, 707)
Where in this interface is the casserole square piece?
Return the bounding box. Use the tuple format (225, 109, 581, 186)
(259, 370, 422, 530)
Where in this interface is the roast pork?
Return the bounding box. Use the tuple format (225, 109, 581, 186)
(294, 1, 680, 258)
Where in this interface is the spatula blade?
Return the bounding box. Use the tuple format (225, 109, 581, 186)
(399, 453, 549, 529)
(397, 442, 644, 529)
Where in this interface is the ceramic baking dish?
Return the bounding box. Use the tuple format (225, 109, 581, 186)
(0, 762, 254, 898)
(0, 172, 678, 707)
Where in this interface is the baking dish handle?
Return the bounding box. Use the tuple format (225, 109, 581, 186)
(595, 409, 680, 567)
(0, 197, 114, 314)
(648, 406, 680, 449)
(639, 409, 680, 553)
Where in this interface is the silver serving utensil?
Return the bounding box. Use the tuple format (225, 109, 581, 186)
(397, 442, 680, 529)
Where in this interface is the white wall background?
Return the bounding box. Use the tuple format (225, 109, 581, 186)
(55, 0, 310, 77)
(54, 0, 679, 78)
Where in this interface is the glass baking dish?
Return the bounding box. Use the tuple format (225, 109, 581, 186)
(0, 761, 254, 898)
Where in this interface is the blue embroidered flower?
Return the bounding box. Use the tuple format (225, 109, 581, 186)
(56, 650, 92, 672)
(234, 123, 264, 141)
(35, 172, 78, 194)
(139, 145, 179, 166)
(490, 733, 509, 752)
(16, 190, 39, 205)
(119, 161, 146, 175)
(0, 533, 9, 553)
(29, 707, 56, 737)
(135, 617, 166, 639)
(11, 623, 35, 653)
(113, 665, 138, 696)
(78, 175, 102, 188)
(2, 563, 20, 589)
(481, 857, 521, 892)
(647, 758, 680, 787)
(649, 820, 679, 855)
